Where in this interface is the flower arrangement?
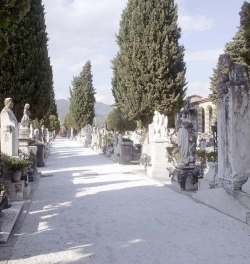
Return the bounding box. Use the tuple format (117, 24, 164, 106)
(1, 153, 32, 172)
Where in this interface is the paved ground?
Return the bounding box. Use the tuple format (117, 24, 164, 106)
(1, 137, 250, 264)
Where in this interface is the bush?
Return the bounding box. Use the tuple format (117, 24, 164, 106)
(1, 153, 32, 172)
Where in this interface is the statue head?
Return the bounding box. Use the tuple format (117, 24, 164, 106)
(4, 98, 14, 109)
(24, 103, 30, 109)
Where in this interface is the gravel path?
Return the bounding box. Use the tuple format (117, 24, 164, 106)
(4, 138, 250, 264)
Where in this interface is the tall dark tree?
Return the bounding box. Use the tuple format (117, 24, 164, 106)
(0, 0, 30, 56)
(70, 60, 96, 130)
(240, 1, 250, 65)
(0, 0, 56, 122)
(209, 27, 247, 105)
(112, 0, 186, 129)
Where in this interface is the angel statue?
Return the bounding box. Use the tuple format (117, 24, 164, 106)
(174, 109, 195, 165)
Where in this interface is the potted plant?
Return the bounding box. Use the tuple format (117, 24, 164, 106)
(1, 153, 32, 182)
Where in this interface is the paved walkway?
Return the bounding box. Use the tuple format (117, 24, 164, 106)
(1, 137, 250, 264)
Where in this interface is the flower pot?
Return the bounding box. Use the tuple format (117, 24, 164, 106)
(12, 171, 22, 182)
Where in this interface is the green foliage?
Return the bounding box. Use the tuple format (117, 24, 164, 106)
(0, 0, 30, 56)
(105, 108, 137, 134)
(1, 153, 32, 172)
(240, 1, 250, 65)
(196, 149, 218, 163)
(69, 61, 96, 131)
(112, 0, 186, 129)
(48, 115, 60, 132)
(166, 146, 180, 165)
(209, 26, 247, 104)
(0, 0, 56, 122)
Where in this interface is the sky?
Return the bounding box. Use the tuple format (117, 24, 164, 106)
(41, 0, 245, 105)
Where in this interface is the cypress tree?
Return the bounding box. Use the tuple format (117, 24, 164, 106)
(112, 0, 186, 129)
(240, 1, 250, 65)
(70, 60, 96, 130)
(209, 27, 247, 105)
(0, 0, 30, 56)
(0, 0, 56, 122)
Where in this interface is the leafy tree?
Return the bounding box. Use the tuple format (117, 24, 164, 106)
(0, 0, 56, 122)
(64, 111, 77, 131)
(105, 108, 137, 134)
(112, 0, 186, 130)
(70, 60, 96, 130)
(0, 0, 30, 56)
(240, 1, 250, 65)
(48, 115, 60, 132)
(209, 27, 247, 105)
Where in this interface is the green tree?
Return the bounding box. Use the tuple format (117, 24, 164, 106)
(0, 0, 56, 122)
(63, 112, 74, 130)
(209, 27, 247, 105)
(70, 61, 96, 130)
(112, 0, 186, 130)
(0, 0, 30, 56)
(240, 1, 250, 65)
(48, 115, 60, 132)
(105, 108, 137, 134)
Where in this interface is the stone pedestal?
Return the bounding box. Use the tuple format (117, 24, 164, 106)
(147, 137, 170, 179)
(28, 146, 38, 173)
(18, 127, 30, 154)
(193, 188, 250, 225)
(10, 181, 25, 201)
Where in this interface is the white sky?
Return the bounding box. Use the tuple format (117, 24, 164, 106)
(42, 0, 245, 104)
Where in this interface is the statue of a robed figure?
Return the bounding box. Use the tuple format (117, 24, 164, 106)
(217, 54, 250, 190)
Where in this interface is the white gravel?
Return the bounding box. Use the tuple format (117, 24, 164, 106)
(7, 138, 250, 264)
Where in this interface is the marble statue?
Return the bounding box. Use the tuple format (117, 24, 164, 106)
(152, 110, 168, 138)
(20, 103, 30, 128)
(175, 110, 194, 165)
(0, 98, 19, 156)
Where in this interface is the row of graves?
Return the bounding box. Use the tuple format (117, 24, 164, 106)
(67, 54, 250, 225)
(142, 54, 250, 225)
(0, 99, 54, 242)
(67, 125, 142, 165)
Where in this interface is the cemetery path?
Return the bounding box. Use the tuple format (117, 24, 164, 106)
(3, 137, 250, 264)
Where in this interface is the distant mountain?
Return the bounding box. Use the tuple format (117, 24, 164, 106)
(56, 99, 113, 125)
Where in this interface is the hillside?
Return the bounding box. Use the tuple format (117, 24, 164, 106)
(56, 99, 113, 125)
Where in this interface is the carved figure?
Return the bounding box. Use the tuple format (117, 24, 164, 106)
(20, 103, 30, 128)
(0, 98, 18, 129)
(0, 98, 19, 155)
(176, 111, 193, 158)
(217, 54, 249, 85)
(153, 110, 168, 138)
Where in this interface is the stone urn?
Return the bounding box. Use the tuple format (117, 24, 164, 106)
(12, 171, 22, 182)
(204, 162, 218, 182)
